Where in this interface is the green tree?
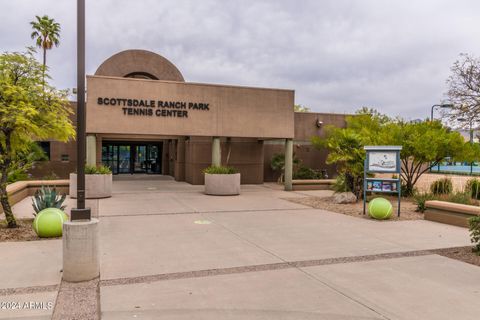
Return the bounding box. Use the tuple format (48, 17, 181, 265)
(313, 109, 474, 197)
(313, 129, 365, 198)
(387, 120, 469, 195)
(0, 50, 74, 227)
(30, 15, 61, 82)
(7, 142, 47, 184)
(294, 104, 311, 112)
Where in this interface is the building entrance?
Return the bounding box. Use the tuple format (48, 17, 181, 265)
(102, 141, 162, 174)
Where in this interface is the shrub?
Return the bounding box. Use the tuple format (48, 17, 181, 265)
(203, 166, 237, 174)
(42, 172, 59, 180)
(443, 191, 473, 205)
(32, 186, 66, 216)
(401, 183, 416, 197)
(7, 170, 29, 184)
(293, 166, 324, 179)
(95, 165, 112, 174)
(430, 178, 453, 195)
(270, 153, 300, 183)
(84, 165, 112, 174)
(413, 192, 435, 212)
(469, 216, 480, 254)
(465, 178, 480, 200)
(332, 173, 351, 193)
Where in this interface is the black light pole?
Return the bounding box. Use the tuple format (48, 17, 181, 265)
(430, 103, 454, 121)
(71, 0, 91, 221)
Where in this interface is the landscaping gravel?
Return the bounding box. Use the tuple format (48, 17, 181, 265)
(0, 218, 59, 242)
(286, 196, 423, 221)
(432, 246, 480, 267)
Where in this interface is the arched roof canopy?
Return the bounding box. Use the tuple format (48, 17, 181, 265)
(94, 49, 185, 82)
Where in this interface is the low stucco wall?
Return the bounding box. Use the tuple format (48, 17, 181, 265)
(425, 200, 480, 228)
(2, 180, 69, 213)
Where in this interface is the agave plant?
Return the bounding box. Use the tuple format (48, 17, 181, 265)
(32, 186, 67, 216)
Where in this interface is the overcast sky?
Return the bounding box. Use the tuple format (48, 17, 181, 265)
(2, 0, 480, 119)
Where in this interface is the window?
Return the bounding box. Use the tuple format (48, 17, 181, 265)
(61, 154, 69, 162)
(38, 142, 50, 160)
(124, 71, 158, 80)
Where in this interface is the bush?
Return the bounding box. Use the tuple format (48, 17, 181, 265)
(270, 153, 301, 183)
(469, 216, 480, 255)
(466, 178, 480, 200)
(42, 172, 59, 180)
(332, 173, 351, 193)
(7, 170, 29, 184)
(84, 165, 112, 174)
(443, 191, 473, 205)
(413, 190, 475, 213)
(293, 166, 324, 179)
(413, 192, 435, 212)
(401, 183, 416, 197)
(32, 186, 66, 216)
(203, 166, 237, 174)
(95, 165, 112, 174)
(430, 178, 453, 195)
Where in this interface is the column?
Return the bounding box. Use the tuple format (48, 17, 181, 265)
(284, 138, 293, 191)
(86, 135, 96, 167)
(212, 137, 221, 166)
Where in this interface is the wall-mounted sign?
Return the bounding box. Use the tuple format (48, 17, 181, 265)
(367, 151, 398, 172)
(96, 97, 210, 118)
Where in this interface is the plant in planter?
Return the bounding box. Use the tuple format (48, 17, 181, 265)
(203, 166, 240, 195)
(32, 186, 67, 216)
(31, 186, 68, 238)
(70, 165, 113, 199)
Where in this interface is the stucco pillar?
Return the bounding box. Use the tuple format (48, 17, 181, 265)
(62, 219, 100, 282)
(86, 135, 96, 166)
(284, 138, 293, 191)
(212, 137, 221, 166)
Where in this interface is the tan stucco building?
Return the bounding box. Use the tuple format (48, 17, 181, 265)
(31, 50, 348, 186)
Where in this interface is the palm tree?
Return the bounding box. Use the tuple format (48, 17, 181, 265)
(30, 15, 61, 82)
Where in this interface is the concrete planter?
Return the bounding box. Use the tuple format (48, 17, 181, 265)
(69, 173, 112, 199)
(204, 173, 241, 196)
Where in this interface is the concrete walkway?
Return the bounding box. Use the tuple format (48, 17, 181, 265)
(1, 177, 479, 319)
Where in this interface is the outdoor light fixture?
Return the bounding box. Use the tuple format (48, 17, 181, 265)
(430, 103, 454, 121)
(316, 119, 323, 128)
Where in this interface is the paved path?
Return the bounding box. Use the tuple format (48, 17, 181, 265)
(1, 177, 479, 319)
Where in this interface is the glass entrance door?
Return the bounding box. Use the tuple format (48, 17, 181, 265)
(146, 145, 161, 173)
(101, 144, 119, 174)
(118, 145, 131, 173)
(134, 145, 147, 173)
(102, 141, 162, 174)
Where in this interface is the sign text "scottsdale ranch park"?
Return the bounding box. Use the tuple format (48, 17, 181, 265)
(97, 97, 210, 118)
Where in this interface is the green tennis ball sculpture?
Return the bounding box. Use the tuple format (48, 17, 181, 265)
(368, 197, 393, 220)
(33, 208, 69, 238)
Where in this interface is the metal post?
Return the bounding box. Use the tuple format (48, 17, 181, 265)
(71, 0, 91, 221)
(430, 105, 436, 121)
(363, 158, 367, 215)
(397, 152, 401, 217)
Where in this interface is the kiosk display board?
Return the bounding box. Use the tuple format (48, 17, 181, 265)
(363, 146, 402, 217)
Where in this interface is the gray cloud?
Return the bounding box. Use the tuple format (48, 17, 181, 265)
(2, 0, 480, 119)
